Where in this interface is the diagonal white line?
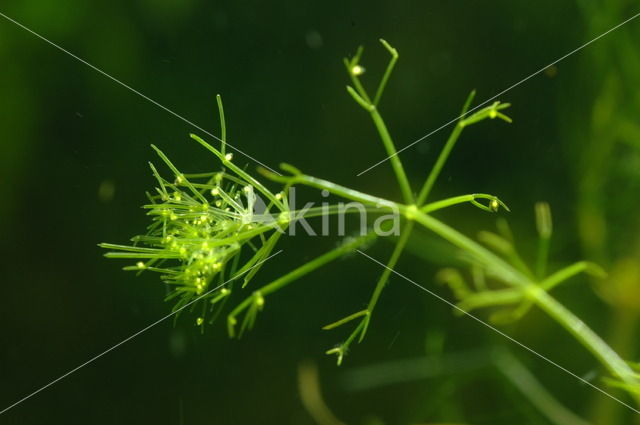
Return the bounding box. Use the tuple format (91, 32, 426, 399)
(356, 10, 640, 177)
(356, 249, 640, 415)
(0, 10, 280, 175)
(0, 250, 283, 416)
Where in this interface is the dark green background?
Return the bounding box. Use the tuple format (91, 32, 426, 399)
(1, 1, 639, 424)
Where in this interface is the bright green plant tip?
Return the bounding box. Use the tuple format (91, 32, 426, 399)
(101, 107, 288, 325)
(216, 94, 227, 156)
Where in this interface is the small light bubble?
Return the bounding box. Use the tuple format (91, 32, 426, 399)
(196, 317, 204, 326)
(544, 65, 558, 78)
(136, 261, 145, 269)
(224, 153, 233, 161)
(351, 65, 365, 76)
(98, 180, 116, 203)
(305, 30, 323, 49)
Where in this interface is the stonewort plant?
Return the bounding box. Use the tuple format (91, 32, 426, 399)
(101, 40, 640, 413)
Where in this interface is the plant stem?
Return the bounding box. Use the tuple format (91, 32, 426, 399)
(416, 122, 464, 205)
(415, 90, 477, 206)
(227, 231, 378, 337)
(532, 288, 639, 396)
(261, 232, 377, 296)
(270, 163, 640, 395)
(540, 261, 601, 291)
(216, 94, 226, 156)
(536, 236, 551, 279)
(359, 220, 415, 341)
(367, 221, 414, 313)
(409, 208, 639, 392)
(421, 193, 508, 214)
(369, 109, 414, 204)
(373, 39, 398, 106)
(343, 42, 413, 204)
(267, 172, 398, 209)
(410, 209, 531, 287)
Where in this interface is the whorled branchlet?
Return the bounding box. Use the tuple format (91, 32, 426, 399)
(147, 169, 273, 298)
(101, 139, 287, 326)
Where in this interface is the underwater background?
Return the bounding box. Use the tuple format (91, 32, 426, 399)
(1, 1, 640, 424)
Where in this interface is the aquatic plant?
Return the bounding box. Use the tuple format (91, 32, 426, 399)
(101, 40, 640, 411)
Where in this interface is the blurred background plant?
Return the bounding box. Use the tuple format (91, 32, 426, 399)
(1, 1, 639, 424)
(562, 2, 640, 424)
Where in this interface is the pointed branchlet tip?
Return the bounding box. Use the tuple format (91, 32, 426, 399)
(352, 45, 364, 65)
(379, 38, 398, 58)
(459, 99, 513, 127)
(227, 316, 237, 338)
(534, 201, 553, 239)
(190, 132, 212, 157)
(258, 162, 300, 184)
(256, 166, 278, 181)
(585, 262, 607, 279)
(492, 197, 511, 212)
(488, 101, 513, 123)
(326, 346, 345, 366)
(215, 93, 227, 155)
(461, 89, 477, 117)
(477, 230, 514, 255)
(345, 45, 365, 76)
(436, 268, 471, 300)
(468, 195, 510, 214)
(279, 162, 302, 176)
